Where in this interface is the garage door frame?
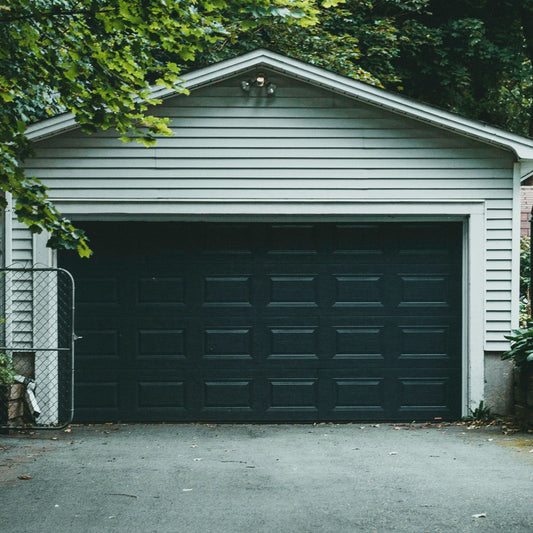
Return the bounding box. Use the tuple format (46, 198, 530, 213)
(46, 200, 486, 418)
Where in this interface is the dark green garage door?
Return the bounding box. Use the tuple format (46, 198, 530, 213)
(61, 222, 462, 422)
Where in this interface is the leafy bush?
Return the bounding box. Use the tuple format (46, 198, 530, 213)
(0, 352, 14, 385)
(503, 325, 533, 368)
(503, 238, 533, 367)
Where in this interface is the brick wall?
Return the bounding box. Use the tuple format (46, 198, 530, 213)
(521, 185, 533, 237)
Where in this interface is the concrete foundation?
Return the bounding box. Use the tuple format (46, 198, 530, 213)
(484, 352, 514, 415)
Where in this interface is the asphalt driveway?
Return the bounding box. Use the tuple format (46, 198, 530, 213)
(0, 423, 532, 532)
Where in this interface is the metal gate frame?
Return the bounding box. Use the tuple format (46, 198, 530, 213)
(0, 267, 75, 429)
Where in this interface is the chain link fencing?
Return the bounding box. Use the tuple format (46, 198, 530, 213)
(0, 268, 75, 429)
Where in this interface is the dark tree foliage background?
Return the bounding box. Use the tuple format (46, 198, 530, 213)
(189, 0, 533, 137)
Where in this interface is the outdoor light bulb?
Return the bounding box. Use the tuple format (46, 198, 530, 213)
(255, 73, 266, 87)
(241, 80, 251, 92)
(266, 83, 277, 96)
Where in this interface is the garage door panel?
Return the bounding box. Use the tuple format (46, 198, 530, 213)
(200, 223, 255, 254)
(397, 325, 456, 363)
(76, 276, 120, 305)
(321, 372, 395, 418)
(329, 378, 387, 418)
(137, 276, 186, 305)
(268, 378, 319, 409)
(203, 327, 254, 360)
(332, 274, 386, 307)
(332, 326, 386, 360)
(202, 379, 255, 410)
(332, 223, 386, 257)
(63, 221, 462, 422)
(138, 380, 187, 409)
(267, 326, 319, 359)
(76, 327, 120, 362)
(397, 377, 451, 409)
(266, 275, 319, 307)
(137, 328, 187, 360)
(75, 381, 119, 410)
(202, 276, 253, 307)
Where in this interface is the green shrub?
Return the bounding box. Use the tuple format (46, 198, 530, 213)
(465, 401, 492, 422)
(505, 238, 533, 367)
(0, 352, 14, 385)
(503, 325, 533, 368)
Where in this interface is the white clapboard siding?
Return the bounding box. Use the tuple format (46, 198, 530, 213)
(27, 70, 516, 349)
(9, 220, 33, 349)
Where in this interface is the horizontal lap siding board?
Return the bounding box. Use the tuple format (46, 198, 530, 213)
(9, 220, 33, 349)
(486, 199, 513, 350)
(28, 70, 515, 350)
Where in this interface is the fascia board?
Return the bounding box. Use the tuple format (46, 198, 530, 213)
(26, 50, 272, 142)
(26, 112, 78, 142)
(236, 51, 533, 160)
(519, 161, 533, 182)
(26, 48, 533, 160)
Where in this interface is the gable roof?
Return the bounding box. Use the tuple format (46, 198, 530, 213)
(26, 48, 533, 167)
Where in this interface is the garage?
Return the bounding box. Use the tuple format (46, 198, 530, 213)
(13, 48, 533, 424)
(61, 221, 462, 422)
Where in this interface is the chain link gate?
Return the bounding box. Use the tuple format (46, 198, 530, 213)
(0, 268, 75, 429)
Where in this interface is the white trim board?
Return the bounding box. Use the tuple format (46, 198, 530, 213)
(55, 200, 486, 218)
(26, 49, 533, 166)
(37, 200, 486, 418)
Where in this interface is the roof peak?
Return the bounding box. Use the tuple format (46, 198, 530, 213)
(27, 48, 533, 163)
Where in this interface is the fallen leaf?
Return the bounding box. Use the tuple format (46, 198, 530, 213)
(190, 444, 198, 448)
(182, 489, 193, 492)
(64, 429, 72, 433)
(18, 475, 32, 480)
(193, 458, 202, 461)
(393, 426, 401, 430)
(389, 452, 398, 455)
(472, 513, 486, 519)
